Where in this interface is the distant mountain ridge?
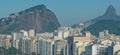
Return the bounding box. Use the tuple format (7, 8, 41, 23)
(85, 5, 120, 26)
(83, 5, 120, 36)
(0, 4, 61, 34)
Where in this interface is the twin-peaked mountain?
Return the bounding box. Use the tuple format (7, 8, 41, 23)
(0, 4, 61, 34)
(84, 5, 120, 36)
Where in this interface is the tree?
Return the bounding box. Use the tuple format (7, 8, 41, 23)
(7, 47, 18, 54)
(31, 52, 36, 55)
(0, 47, 6, 54)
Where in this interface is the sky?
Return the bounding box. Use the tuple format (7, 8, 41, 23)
(0, 0, 120, 26)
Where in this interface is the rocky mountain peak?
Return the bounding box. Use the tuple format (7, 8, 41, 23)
(33, 4, 46, 10)
(24, 4, 46, 12)
(84, 5, 120, 36)
(0, 4, 60, 34)
(104, 5, 116, 16)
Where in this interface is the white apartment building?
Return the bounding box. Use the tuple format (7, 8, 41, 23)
(36, 37, 54, 55)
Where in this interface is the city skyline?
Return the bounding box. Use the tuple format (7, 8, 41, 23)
(1, 0, 120, 55)
(0, 0, 120, 26)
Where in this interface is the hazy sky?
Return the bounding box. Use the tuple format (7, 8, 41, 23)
(0, 0, 120, 26)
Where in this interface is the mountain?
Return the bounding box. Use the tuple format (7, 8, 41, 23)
(83, 5, 120, 36)
(71, 23, 85, 28)
(0, 4, 61, 34)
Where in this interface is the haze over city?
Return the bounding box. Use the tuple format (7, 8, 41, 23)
(0, 0, 120, 26)
(1, 0, 120, 55)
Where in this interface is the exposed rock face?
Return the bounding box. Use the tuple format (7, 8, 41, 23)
(85, 5, 120, 26)
(0, 4, 61, 34)
(104, 5, 116, 16)
(83, 5, 120, 36)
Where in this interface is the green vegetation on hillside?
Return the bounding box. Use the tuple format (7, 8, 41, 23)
(84, 20, 120, 37)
